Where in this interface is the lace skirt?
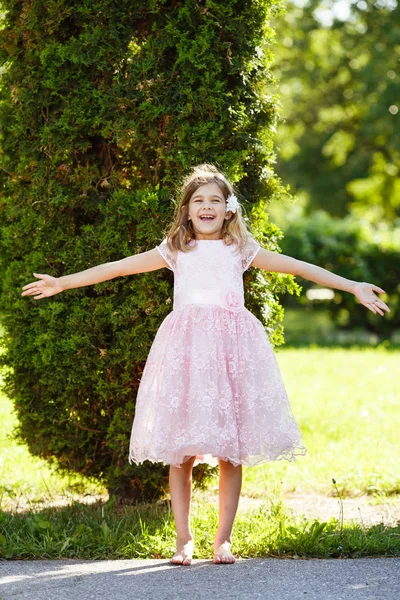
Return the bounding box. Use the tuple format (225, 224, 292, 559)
(129, 305, 307, 468)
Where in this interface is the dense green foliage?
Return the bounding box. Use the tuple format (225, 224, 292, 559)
(271, 0, 400, 223)
(0, 0, 299, 501)
(279, 210, 399, 337)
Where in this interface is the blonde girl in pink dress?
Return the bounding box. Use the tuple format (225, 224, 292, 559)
(22, 163, 390, 566)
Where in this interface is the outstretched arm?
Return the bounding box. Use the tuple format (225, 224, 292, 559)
(21, 248, 167, 300)
(251, 247, 390, 316)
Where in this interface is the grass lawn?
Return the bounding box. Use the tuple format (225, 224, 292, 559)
(1, 346, 399, 559)
(243, 346, 400, 498)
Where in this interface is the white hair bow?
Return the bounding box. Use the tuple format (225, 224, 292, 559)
(225, 193, 240, 214)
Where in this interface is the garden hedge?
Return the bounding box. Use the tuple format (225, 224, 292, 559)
(279, 210, 398, 339)
(0, 0, 299, 501)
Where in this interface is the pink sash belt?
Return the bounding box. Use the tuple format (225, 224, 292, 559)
(174, 288, 245, 313)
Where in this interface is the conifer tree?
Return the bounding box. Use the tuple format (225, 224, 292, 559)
(0, 0, 298, 501)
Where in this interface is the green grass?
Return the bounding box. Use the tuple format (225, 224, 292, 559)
(241, 346, 400, 499)
(0, 384, 106, 511)
(1, 346, 399, 559)
(1, 495, 399, 560)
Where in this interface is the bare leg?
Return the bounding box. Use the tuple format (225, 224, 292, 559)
(213, 459, 242, 564)
(169, 456, 196, 565)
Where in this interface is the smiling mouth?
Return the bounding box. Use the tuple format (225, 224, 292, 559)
(199, 216, 215, 221)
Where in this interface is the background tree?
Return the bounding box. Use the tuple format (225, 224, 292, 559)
(263, 0, 399, 340)
(271, 0, 400, 223)
(0, 0, 299, 502)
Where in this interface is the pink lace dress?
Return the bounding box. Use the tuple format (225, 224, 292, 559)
(129, 237, 307, 468)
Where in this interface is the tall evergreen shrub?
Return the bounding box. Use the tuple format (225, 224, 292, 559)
(0, 0, 299, 501)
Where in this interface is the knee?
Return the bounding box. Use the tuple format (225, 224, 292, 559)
(172, 456, 196, 471)
(218, 458, 241, 469)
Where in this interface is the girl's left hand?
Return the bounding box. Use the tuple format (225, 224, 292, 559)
(352, 282, 390, 316)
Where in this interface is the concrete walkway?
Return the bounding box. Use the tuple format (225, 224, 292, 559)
(1, 557, 400, 600)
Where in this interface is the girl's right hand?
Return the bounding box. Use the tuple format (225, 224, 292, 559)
(21, 273, 64, 300)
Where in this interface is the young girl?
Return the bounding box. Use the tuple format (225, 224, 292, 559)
(21, 163, 390, 566)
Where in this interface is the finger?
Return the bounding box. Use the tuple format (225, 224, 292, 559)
(373, 299, 390, 312)
(22, 282, 38, 294)
(22, 286, 41, 295)
(33, 294, 45, 300)
(22, 282, 39, 290)
(22, 286, 40, 295)
(369, 303, 384, 316)
(365, 303, 377, 314)
(372, 285, 386, 294)
(376, 301, 390, 312)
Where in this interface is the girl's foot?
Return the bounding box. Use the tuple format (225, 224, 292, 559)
(213, 540, 236, 564)
(169, 538, 194, 566)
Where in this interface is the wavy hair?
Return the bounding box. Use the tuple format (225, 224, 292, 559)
(163, 163, 255, 254)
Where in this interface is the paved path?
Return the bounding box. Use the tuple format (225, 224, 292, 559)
(1, 557, 400, 599)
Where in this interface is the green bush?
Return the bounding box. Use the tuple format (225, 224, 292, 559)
(0, 0, 299, 501)
(279, 211, 399, 338)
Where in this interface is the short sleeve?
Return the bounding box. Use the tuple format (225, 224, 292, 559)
(156, 237, 177, 272)
(241, 237, 261, 272)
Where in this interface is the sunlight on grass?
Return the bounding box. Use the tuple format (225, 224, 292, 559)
(241, 347, 400, 498)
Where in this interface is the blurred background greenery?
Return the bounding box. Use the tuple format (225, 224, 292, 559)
(267, 0, 399, 346)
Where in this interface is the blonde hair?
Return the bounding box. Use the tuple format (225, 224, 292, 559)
(164, 163, 255, 254)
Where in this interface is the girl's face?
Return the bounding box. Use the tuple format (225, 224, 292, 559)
(186, 183, 232, 240)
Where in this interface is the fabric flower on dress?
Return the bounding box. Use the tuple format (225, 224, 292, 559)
(223, 288, 244, 313)
(225, 193, 240, 214)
